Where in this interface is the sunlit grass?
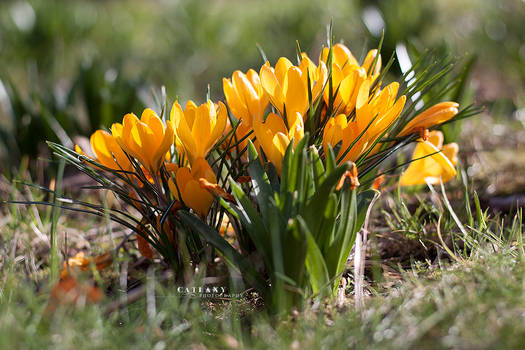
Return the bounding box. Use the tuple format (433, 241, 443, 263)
(1, 167, 524, 348)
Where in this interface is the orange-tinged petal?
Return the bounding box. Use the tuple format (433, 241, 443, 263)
(184, 100, 198, 128)
(111, 121, 139, 168)
(356, 79, 371, 110)
(192, 103, 212, 157)
(288, 112, 304, 142)
(323, 114, 354, 160)
(87, 129, 131, 171)
(175, 109, 197, 162)
(398, 102, 459, 137)
(311, 61, 328, 101)
(90, 130, 117, 168)
(183, 179, 214, 218)
(232, 71, 259, 118)
(223, 76, 249, 121)
(345, 67, 367, 113)
(118, 113, 143, 160)
(284, 67, 308, 117)
(335, 74, 356, 111)
(208, 101, 228, 152)
(373, 95, 406, 137)
(141, 109, 165, 139)
(263, 112, 287, 135)
(299, 54, 317, 76)
(269, 132, 290, 174)
(260, 63, 285, 115)
(192, 157, 218, 184)
(333, 43, 359, 68)
(152, 119, 174, 171)
(274, 57, 293, 86)
(135, 121, 158, 170)
(173, 161, 217, 218)
(90, 130, 113, 160)
(363, 49, 381, 77)
(173, 167, 192, 201)
(246, 69, 265, 98)
(273, 132, 290, 155)
(170, 101, 185, 127)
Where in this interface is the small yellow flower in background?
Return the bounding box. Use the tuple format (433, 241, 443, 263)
(322, 81, 406, 163)
(398, 102, 460, 137)
(75, 130, 132, 171)
(400, 130, 458, 186)
(48, 276, 103, 308)
(111, 109, 174, 173)
(168, 157, 217, 218)
(170, 100, 227, 165)
(223, 69, 268, 125)
(253, 112, 304, 174)
(60, 251, 112, 279)
(259, 55, 327, 119)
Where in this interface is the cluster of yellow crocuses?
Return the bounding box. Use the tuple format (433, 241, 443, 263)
(76, 43, 461, 219)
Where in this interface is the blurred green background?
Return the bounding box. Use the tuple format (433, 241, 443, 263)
(1, 0, 524, 175)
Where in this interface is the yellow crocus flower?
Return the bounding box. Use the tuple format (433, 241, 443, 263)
(168, 157, 217, 218)
(110, 109, 174, 173)
(400, 130, 458, 186)
(320, 44, 381, 115)
(320, 43, 360, 74)
(398, 102, 460, 137)
(323, 62, 367, 116)
(323, 81, 406, 163)
(361, 49, 382, 79)
(170, 100, 227, 165)
(259, 55, 327, 120)
(223, 69, 268, 125)
(319, 44, 381, 79)
(75, 129, 132, 171)
(253, 112, 304, 174)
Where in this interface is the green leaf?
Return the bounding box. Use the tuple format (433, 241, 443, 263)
(228, 179, 272, 266)
(310, 146, 326, 190)
(301, 162, 349, 238)
(177, 211, 268, 298)
(246, 140, 273, 220)
(300, 217, 330, 295)
(280, 140, 294, 193)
